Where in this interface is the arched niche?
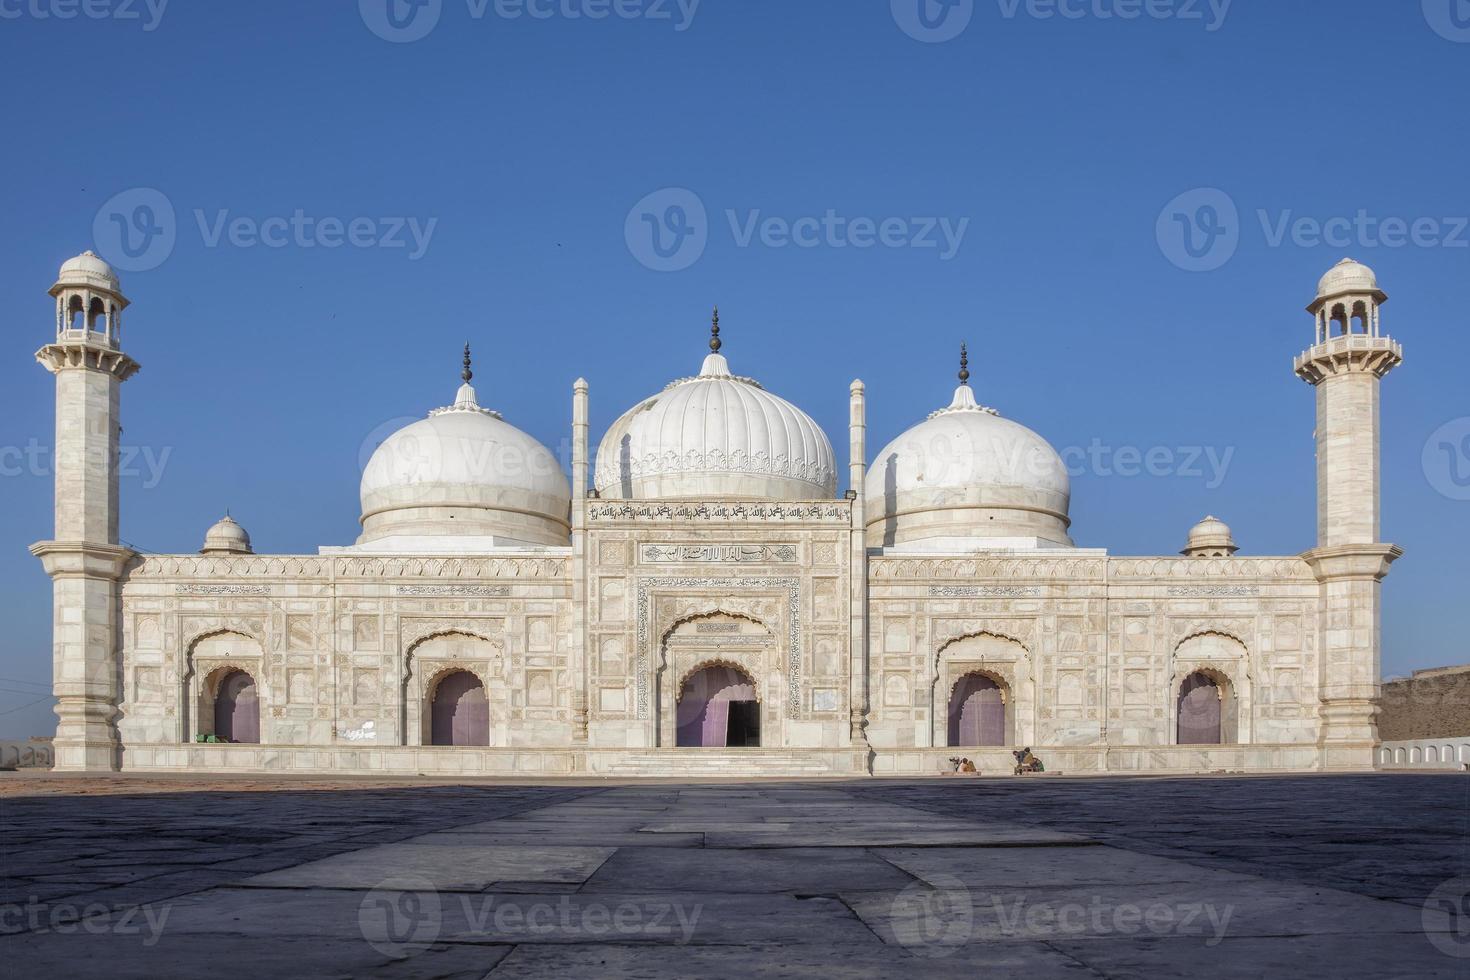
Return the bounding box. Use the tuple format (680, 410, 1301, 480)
(931, 631, 1033, 749)
(1171, 632, 1251, 745)
(403, 631, 507, 747)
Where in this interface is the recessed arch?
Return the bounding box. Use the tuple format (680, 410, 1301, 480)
(206, 666, 259, 744)
(675, 661, 760, 748)
(946, 669, 1010, 747)
(427, 669, 489, 747)
(1176, 668, 1236, 745)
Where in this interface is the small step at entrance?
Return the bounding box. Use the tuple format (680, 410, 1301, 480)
(600, 749, 848, 778)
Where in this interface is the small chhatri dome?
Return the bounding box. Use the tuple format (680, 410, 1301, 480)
(56, 250, 122, 292)
(201, 515, 253, 555)
(594, 312, 836, 500)
(1182, 515, 1238, 558)
(865, 349, 1072, 551)
(1315, 258, 1382, 302)
(358, 348, 571, 549)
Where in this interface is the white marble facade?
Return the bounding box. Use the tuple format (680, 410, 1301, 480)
(33, 260, 1403, 775)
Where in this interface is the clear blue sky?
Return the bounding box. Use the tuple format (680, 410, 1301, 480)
(1, 1, 1466, 738)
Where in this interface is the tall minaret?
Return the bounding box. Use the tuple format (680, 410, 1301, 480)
(30, 251, 140, 772)
(1295, 258, 1403, 770)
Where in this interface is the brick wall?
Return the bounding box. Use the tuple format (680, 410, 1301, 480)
(1377, 665, 1470, 740)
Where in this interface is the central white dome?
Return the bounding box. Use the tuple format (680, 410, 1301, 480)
(594, 330, 836, 501)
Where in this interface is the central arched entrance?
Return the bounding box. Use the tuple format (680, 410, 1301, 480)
(429, 670, 489, 747)
(676, 664, 760, 748)
(947, 672, 1007, 747)
(213, 670, 260, 744)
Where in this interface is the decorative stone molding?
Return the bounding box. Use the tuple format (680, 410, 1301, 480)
(872, 557, 1105, 581)
(340, 556, 567, 579)
(1301, 544, 1402, 583)
(401, 621, 507, 652)
(35, 341, 140, 382)
(177, 585, 271, 597)
(929, 586, 1042, 598)
(590, 502, 848, 524)
(637, 578, 801, 717)
(1110, 557, 1311, 579)
(1166, 586, 1262, 597)
(394, 585, 511, 597)
(607, 449, 834, 491)
(131, 556, 330, 578)
(129, 554, 568, 581)
(641, 544, 798, 564)
(1170, 625, 1254, 658)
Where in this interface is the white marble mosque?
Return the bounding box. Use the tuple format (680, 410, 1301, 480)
(32, 254, 1405, 776)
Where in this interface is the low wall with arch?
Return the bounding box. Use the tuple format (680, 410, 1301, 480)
(1377, 738, 1470, 771)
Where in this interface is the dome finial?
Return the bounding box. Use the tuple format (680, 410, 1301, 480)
(710, 306, 722, 353)
(958, 343, 970, 386)
(462, 343, 473, 384)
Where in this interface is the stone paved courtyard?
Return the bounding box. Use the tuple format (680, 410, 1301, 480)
(1, 773, 1466, 978)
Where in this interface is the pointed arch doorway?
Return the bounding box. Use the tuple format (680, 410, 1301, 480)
(676, 664, 760, 748)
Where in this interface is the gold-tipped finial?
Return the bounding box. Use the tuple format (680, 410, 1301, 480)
(462, 343, 473, 384)
(710, 306, 722, 353)
(958, 343, 970, 386)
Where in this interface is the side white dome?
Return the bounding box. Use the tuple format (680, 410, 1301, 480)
(594, 347, 836, 501)
(359, 380, 570, 548)
(865, 382, 1072, 550)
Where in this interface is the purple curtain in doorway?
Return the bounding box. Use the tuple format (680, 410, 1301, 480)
(1177, 672, 1223, 745)
(215, 671, 259, 744)
(947, 673, 1005, 747)
(676, 666, 757, 747)
(431, 671, 490, 747)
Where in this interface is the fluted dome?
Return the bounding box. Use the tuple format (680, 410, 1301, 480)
(56, 250, 121, 292)
(594, 337, 836, 501)
(358, 373, 571, 549)
(865, 381, 1072, 550)
(1182, 515, 1237, 558)
(1316, 258, 1381, 301)
(201, 515, 252, 555)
